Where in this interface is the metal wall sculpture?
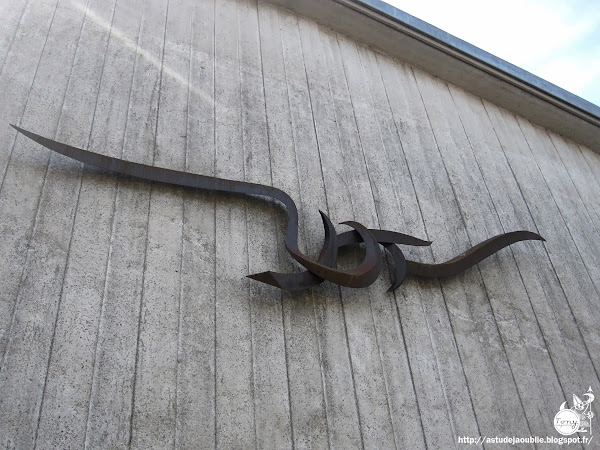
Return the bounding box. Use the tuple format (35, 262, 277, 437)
(11, 125, 544, 292)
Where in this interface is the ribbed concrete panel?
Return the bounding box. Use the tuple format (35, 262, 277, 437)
(0, 0, 598, 448)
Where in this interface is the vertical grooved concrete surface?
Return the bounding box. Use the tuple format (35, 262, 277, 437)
(0, 0, 599, 448)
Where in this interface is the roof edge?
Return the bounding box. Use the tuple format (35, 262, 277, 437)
(263, 0, 600, 152)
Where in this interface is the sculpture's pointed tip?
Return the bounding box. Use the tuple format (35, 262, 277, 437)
(528, 232, 545, 242)
(387, 274, 407, 291)
(247, 272, 283, 289)
(317, 210, 334, 229)
(10, 124, 31, 138)
(386, 278, 403, 292)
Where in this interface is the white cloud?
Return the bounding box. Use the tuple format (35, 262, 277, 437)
(384, 0, 600, 106)
(537, 53, 600, 97)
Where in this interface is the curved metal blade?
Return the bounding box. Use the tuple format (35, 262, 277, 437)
(247, 210, 337, 291)
(406, 231, 545, 278)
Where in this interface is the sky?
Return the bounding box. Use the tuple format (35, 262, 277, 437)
(383, 0, 600, 107)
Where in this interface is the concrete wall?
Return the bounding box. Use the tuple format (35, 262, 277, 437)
(0, 0, 599, 448)
(265, 0, 600, 154)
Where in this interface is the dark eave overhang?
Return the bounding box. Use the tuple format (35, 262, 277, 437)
(264, 0, 600, 152)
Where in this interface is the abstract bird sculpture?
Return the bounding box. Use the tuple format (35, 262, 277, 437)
(11, 124, 544, 292)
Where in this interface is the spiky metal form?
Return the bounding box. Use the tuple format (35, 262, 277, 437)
(11, 125, 544, 291)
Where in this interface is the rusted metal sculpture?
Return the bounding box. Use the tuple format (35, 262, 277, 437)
(11, 124, 544, 292)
